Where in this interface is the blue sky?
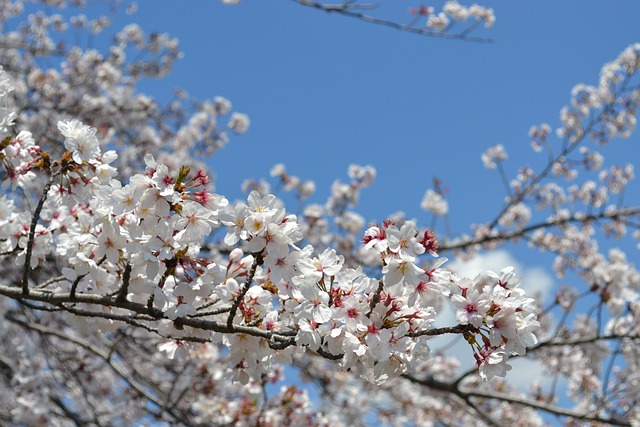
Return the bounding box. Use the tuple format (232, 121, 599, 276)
(114, 1, 640, 234)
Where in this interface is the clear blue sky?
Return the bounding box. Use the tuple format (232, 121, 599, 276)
(109, 1, 640, 236)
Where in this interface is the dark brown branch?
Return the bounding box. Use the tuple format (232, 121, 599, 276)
(116, 263, 132, 303)
(49, 395, 88, 427)
(69, 272, 87, 300)
(366, 279, 384, 317)
(0, 355, 13, 382)
(188, 306, 231, 318)
(0, 283, 294, 343)
(407, 323, 473, 338)
(315, 346, 342, 360)
(21, 175, 55, 295)
(36, 275, 66, 289)
(293, 0, 495, 43)
(463, 395, 502, 427)
(440, 206, 640, 252)
(531, 334, 640, 349)
(227, 252, 262, 329)
(148, 256, 178, 311)
(403, 374, 631, 426)
(4, 278, 480, 365)
(70, 255, 106, 299)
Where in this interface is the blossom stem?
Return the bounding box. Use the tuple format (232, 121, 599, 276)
(227, 252, 263, 330)
(21, 173, 55, 296)
(366, 279, 384, 317)
(116, 262, 132, 303)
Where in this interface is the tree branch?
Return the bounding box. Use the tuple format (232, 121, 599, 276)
(5, 314, 196, 427)
(21, 174, 55, 295)
(293, 0, 495, 43)
(227, 252, 262, 329)
(366, 279, 384, 317)
(403, 374, 631, 426)
(440, 206, 640, 252)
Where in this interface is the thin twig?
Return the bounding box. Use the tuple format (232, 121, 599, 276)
(403, 374, 631, 426)
(293, 0, 495, 43)
(116, 263, 132, 303)
(21, 174, 56, 295)
(440, 206, 640, 252)
(366, 279, 384, 317)
(227, 252, 262, 329)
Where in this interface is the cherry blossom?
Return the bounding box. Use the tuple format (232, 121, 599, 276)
(0, 2, 637, 426)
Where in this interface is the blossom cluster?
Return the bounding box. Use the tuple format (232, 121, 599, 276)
(0, 64, 540, 386)
(559, 43, 640, 145)
(1, 1, 248, 187)
(450, 267, 539, 380)
(409, 1, 496, 31)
